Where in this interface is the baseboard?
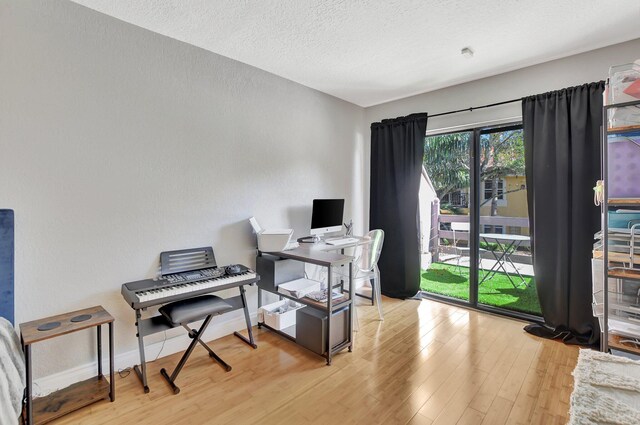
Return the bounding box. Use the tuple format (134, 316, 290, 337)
(33, 313, 257, 397)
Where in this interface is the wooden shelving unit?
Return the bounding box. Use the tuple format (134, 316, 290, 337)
(20, 306, 115, 425)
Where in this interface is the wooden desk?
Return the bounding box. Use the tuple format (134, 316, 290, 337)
(20, 305, 115, 425)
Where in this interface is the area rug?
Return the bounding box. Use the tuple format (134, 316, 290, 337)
(570, 348, 640, 424)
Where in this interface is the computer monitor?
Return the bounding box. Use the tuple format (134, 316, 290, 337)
(310, 199, 344, 236)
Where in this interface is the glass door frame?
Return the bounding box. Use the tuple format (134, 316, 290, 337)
(421, 122, 543, 323)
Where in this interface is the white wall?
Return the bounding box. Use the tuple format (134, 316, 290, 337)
(362, 38, 640, 229)
(0, 0, 365, 385)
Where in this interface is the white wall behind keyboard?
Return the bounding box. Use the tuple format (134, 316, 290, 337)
(0, 0, 366, 382)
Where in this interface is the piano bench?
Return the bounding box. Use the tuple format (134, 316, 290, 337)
(159, 295, 232, 326)
(158, 295, 234, 395)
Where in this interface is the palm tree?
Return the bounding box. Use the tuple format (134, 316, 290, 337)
(424, 129, 526, 231)
(423, 132, 470, 202)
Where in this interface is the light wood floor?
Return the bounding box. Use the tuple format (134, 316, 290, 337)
(53, 296, 578, 425)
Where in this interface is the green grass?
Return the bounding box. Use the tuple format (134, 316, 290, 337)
(420, 262, 541, 316)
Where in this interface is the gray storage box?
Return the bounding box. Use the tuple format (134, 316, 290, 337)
(256, 254, 305, 291)
(296, 306, 349, 355)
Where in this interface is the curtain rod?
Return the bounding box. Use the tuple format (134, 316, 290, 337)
(428, 98, 521, 118)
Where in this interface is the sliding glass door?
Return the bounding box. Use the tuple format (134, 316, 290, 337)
(421, 130, 472, 303)
(420, 124, 541, 319)
(476, 126, 539, 317)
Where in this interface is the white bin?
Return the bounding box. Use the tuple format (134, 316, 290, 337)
(258, 300, 304, 330)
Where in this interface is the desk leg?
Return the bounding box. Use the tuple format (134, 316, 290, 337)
(326, 265, 332, 366)
(109, 322, 115, 402)
(24, 343, 32, 425)
(97, 325, 102, 378)
(233, 284, 258, 349)
(257, 287, 262, 329)
(349, 261, 353, 352)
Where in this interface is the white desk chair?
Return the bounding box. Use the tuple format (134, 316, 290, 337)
(451, 222, 486, 276)
(334, 229, 385, 329)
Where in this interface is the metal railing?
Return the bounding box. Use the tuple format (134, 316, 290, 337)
(437, 214, 530, 247)
(425, 213, 532, 264)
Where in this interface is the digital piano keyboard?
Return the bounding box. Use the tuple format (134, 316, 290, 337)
(121, 246, 259, 393)
(121, 265, 257, 309)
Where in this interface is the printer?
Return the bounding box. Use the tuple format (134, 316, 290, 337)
(249, 217, 299, 252)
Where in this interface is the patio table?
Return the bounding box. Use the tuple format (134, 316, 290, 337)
(479, 233, 531, 288)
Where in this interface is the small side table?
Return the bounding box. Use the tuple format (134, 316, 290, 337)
(20, 305, 115, 425)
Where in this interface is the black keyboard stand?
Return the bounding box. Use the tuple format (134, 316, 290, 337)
(131, 283, 257, 393)
(123, 247, 260, 394)
(233, 284, 258, 349)
(160, 312, 232, 395)
(152, 293, 237, 395)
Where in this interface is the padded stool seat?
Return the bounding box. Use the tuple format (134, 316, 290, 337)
(158, 295, 234, 394)
(159, 295, 232, 326)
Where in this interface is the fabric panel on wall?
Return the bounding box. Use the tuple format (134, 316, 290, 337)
(522, 82, 604, 345)
(370, 113, 428, 299)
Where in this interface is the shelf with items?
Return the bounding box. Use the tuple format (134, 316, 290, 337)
(271, 287, 352, 311)
(255, 249, 355, 365)
(593, 249, 640, 269)
(606, 131, 640, 205)
(607, 293, 640, 355)
(605, 101, 640, 132)
(608, 268, 640, 281)
(595, 285, 640, 355)
(606, 124, 640, 135)
(257, 302, 352, 358)
(598, 73, 640, 355)
(608, 198, 640, 206)
(609, 334, 640, 355)
(606, 290, 640, 321)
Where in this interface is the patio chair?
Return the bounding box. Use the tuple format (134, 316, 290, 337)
(451, 222, 486, 277)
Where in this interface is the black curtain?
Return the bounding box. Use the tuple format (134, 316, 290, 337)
(370, 113, 428, 299)
(522, 82, 604, 345)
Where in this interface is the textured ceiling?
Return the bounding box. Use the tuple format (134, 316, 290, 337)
(70, 0, 640, 107)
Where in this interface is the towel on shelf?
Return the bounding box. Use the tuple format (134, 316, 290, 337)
(0, 317, 25, 425)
